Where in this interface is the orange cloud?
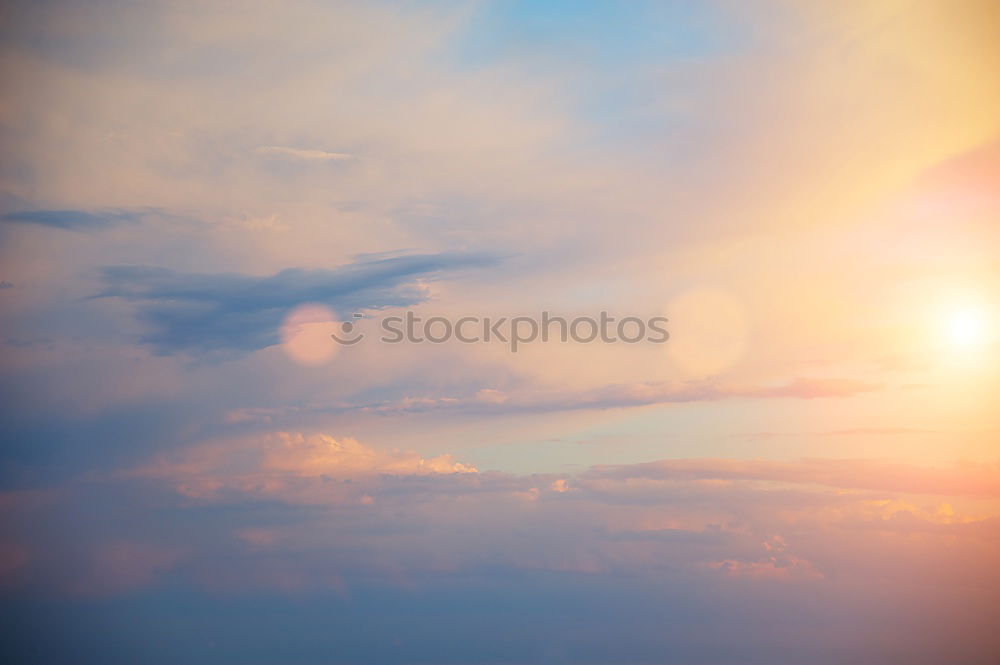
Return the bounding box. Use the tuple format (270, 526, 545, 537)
(135, 432, 476, 503)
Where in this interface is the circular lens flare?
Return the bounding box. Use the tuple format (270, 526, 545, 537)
(280, 304, 340, 366)
(667, 288, 748, 378)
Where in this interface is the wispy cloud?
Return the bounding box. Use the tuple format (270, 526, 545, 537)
(255, 146, 353, 161)
(96, 251, 503, 357)
(586, 457, 1000, 497)
(2, 208, 146, 231)
(293, 377, 882, 417)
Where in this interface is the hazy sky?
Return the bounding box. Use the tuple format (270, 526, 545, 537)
(1, 1, 999, 663)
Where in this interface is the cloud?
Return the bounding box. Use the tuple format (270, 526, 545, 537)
(212, 376, 885, 432)
(254, 146, 353, 161)
(330, 377, 881, 416)
(8, 442, 1000, 599)
(585, 458, 1000, 497)
(1, 208, 145, 231)
(136, 431, 476, 502)
(4, 438, 1000, 662)
(96, 251, 503, 357)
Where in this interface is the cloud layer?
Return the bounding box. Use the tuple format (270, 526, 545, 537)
(3, 433, 999, 663)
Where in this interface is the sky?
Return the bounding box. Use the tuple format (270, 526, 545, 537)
(0, 1, 999, 663)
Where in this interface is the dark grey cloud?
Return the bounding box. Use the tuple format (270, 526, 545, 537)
(2, 208, 147, 231)
(97, 251, 503, 357)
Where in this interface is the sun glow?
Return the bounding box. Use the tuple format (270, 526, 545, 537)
(944, 304, 991, 352)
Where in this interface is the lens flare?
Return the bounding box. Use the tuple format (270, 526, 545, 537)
(667, 288, 748, 378)
(280, 304, 340, 366)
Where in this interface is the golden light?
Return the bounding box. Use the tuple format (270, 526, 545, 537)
(947, 307, 986, 349)
(940, 299, 997, 355)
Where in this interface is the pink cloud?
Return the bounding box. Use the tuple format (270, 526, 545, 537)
(587, 458, 1000, 496)
(133, 432, 476, 503)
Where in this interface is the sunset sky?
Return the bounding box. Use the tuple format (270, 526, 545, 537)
(1, 1, 999, 663)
